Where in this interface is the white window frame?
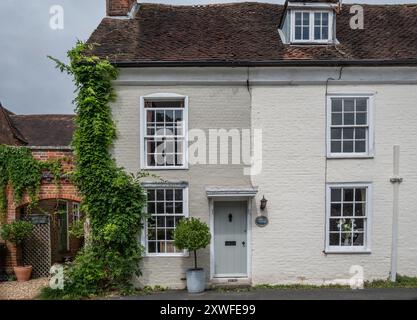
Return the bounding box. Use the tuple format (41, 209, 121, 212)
(325, 183, 372, 253)
(72, 202, 81, 222)
(140, 93, 189, 170)
(291, 10, 333, 44)
(142, 185, 189, 257)
(327, 93, 375, 158)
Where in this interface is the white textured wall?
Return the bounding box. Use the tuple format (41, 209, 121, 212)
(251, 84, 417, 284)
(110, 85, 251, 288)
(111, 70, 417, 287)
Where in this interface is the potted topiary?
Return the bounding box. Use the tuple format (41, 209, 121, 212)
(174, 217, 211, 293)
(0, 220, 34, 281)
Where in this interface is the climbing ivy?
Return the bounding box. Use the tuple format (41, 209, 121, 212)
(0, 145, 63, 222)
(48, 41, 147, 297)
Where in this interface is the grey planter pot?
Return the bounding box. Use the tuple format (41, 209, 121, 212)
(186, 268, 205, 293)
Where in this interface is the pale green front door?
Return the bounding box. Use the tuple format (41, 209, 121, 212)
(214, 201, 247, 277)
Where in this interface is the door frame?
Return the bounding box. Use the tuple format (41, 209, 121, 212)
(209, 197, 252, 280)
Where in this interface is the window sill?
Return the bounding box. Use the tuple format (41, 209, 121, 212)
(142, 167, 189, 171)
(327, 154, 374, 160)
(325, 249, 371, 254)
(144, 253, 189, 258)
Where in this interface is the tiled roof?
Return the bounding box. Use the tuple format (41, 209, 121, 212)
(9, 114, 75, 147)
(88, 2, 417, 66)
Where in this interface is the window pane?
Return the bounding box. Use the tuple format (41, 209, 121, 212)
(303, 12, 309, 24)
(329, 233, 340, 246)
(353, 218, 364, 231)
(344, 113, 354, 125)
(147, 228, 156, 240)
(331, 128, 341, 139)
(332, 113, 342, 125)
(356, 113, 367, 125)
(314, 13, 321, 25)
(343, 189, 354, 202)
(343, 203, 353, 216)
(175, 189, 183, 201)
(165, 110, 174, 122)
(322, 27, 328, 40)
(295, 26, 301, 40)
(329, 219, 340, 231)
(148, 217, 155, 228)
(331, 141, 341, 153)
(353, 233, 364, 246)
(354, 203, 366, 216)
(166, 217, 175, 228)
(165, 189, 173, 201)
(303, 27, 309, 40)
(156, 110, 164, 123)
(355, 128, 366, 139)
(343, 128, 354, 139)
(157, 216, 165, 228)
(331, 188, 341, 202)
(156, 202, 164, 213)
(148, 242, 156, 253)
(314, 27, 321, 40)
(355, 141, 366, 153)
(157, 189, 165, 201)
(331, 203, 341, 216)
(148, 202, 155, 214)
(343, 140, 353, 152)
(175, 202, 183, 214)
(355, 188, 366, 202)
(295, 12, 302, 25)
(341, 233, 352, 246)
(166, 229, 174, 240)
(332, 99, 342, 112)
(356, 99, 367, 112)
(344, 99, 355, 112)
(322, 13, 329, 24)
(147, 189, 155, 201)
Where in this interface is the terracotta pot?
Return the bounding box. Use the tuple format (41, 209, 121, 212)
(13, 266, 32, 282)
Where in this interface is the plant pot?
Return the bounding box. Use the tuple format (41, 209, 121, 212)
(13, 266, 32, 282)
(186, 268, 205, 293)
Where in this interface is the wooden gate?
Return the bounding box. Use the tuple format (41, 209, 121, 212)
(22, 214, 51, 278)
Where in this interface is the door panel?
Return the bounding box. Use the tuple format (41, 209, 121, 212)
(214, 201, 247, 276)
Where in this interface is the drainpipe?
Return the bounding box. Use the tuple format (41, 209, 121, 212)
(390, 145, 403, 282)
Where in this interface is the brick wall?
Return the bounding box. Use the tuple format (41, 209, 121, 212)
(4, 149, 81, 272)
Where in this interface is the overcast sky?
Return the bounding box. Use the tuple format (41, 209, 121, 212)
(0, 0, 416, 114)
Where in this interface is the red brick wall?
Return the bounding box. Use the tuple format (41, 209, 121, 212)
(4, 149, 81, 272)
(106, 0, 136, 16)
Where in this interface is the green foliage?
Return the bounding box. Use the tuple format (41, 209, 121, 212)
(48, 41, 147, 297)
(174, 217, 211, 269)
(365, 275, 417, 288)
(0, 220, 34, 245)
(0, 145, 63, 222)
(68, 219, 85, 239)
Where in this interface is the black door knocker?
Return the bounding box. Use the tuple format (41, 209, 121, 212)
(228, 213, 233, 222)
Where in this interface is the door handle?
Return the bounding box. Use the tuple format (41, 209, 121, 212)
(242, 241, 246, 247)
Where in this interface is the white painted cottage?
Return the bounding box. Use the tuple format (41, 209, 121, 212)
(89, 0, 417, 288)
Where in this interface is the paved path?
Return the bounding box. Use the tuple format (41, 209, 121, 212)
(117, 288, 417, 300)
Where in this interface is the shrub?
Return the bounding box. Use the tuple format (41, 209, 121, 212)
(0, 220, 34, 245)
(174, 217, 211, 269)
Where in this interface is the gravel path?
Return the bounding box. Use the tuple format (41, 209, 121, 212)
(0, 278, 49, 300)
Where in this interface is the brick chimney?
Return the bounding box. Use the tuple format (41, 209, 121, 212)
(106, 0, 137, 16)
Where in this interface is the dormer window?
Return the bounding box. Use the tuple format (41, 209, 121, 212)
(291, 10, 332, 43)
(278, 1, 339, 45)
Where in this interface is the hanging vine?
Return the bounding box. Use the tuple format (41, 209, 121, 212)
(0, 145, 63, 222)
(48, 41, 147, 297)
